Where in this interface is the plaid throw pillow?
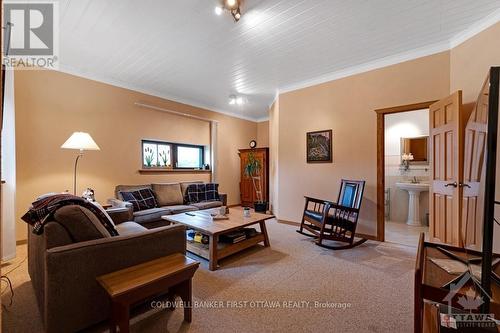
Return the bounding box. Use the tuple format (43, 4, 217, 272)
(120, 188, 158, 212)
(205, 183, 220, 202)
(186, 184, 206, 204)
(186, 183, 220, 204)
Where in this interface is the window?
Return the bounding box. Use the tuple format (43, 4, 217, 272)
(142, 140, 204, 169)
(176, 145, 203, 168)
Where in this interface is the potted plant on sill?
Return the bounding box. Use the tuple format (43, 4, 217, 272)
(144, 147, 155, 168)
(159, 150, 172, 169)
(243, 152, 267, 213)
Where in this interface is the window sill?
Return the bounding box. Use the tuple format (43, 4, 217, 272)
(139, 169, 211, 174)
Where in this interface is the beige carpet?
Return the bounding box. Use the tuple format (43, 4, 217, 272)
(2, 219, 417, 333)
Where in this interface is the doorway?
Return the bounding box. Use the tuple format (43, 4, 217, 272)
(375, 101, 437, 246)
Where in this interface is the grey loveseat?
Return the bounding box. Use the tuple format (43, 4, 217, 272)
(109, 181, 227, 229)
(28, 205, 186, 333)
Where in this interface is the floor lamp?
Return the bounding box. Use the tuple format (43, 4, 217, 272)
(61, 132, 100, 195)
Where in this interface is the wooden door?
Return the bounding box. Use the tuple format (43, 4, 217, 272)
(461, 82, 490, 249)
(429, 91, 464, 246)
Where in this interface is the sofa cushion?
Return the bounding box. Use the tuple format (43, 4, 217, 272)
(115, 221, 147, 236)
(152, 183, 183, 206)
(115, 184, 152, 200)
(133, 207, 170, 224)
(205, 183, 220, 201)
(180, 181, 204, 202)
(53, 205, 110, 241)
(163, 205, 198, 214)
(186, 183, 220, 204)
(190, 201, 223, 210)
(121, 188, 158, 212)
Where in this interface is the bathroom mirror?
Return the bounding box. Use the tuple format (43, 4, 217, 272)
(401, 136, 429, 164)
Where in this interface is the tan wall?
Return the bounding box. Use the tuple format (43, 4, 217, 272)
(15, 70, 258, 241)
(256, 121, 269, 147)
(451, 22, 500, 103)
(276, 52, 451, 235)
(268, 101, 279, 214)
(450, 21, 500, 252)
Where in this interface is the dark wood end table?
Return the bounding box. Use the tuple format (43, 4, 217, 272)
(97, 253, 199, 333)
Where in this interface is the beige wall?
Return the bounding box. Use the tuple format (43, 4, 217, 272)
(14, 22, 500, 242)
(273, 22, 500, 239)
(15, 70, 258, 241)
(276, 52, 451, 235)
(256, 121, 269, 147)
(268, 100, 279, 214)
(451, 22, 500, 103)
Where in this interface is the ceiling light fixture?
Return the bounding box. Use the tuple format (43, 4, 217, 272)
(229, 95, 245, 105)
(215, 0, 243, 22)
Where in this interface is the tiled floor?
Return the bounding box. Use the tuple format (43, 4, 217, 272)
(385, 221, 428, 247)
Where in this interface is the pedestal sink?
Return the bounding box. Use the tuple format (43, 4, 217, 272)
(396, 182, 430, 226)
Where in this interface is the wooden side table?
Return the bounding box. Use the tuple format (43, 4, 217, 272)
(97, 254, 199, 333)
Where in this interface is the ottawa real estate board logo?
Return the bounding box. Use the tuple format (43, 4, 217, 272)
(440, 271, 497, 329)
(3, 1, 59, 69)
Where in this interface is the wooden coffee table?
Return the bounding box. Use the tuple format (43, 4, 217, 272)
(162, 208, 274, 271)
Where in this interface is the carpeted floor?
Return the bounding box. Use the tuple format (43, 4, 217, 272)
(2, 219, 417, 333)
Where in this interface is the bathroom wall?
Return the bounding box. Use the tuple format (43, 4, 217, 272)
(384, 109, 430, 224)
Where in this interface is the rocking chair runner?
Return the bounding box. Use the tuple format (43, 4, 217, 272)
(297, 179, 367, 250)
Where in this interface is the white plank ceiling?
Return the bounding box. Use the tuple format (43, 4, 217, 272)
(53, 0, 500, 120)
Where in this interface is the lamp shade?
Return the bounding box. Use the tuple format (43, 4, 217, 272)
(61, 132, 100, 151)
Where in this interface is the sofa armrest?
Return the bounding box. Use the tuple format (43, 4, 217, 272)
(107, 198, 133, 222)
(108, 198, 132, 209)
(219, 193, 227, 206)
(106, 207, 131, 225)
(43, 224, 186, 332)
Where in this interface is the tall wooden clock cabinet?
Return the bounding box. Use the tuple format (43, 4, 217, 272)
(238, 148, 269, 207)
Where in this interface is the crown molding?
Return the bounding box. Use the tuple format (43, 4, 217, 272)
(255, 116, 270, 122)
(56, 64, 262, 122)
(450, 8, 500, 48)
(279, 41, 450, 94)
(281, 10, 500, 94)
(56, 9, 500, 121)
(267, 90, 280, 109)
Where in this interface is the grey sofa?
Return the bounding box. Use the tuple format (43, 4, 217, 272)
(110, 181, 227, 229)
(28, 205, 186, 333)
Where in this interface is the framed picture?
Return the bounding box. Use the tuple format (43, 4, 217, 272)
(307, 129, 332, 163)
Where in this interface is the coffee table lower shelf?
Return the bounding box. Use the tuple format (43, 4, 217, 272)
(163, 209, 273, 271)
(187, 233, 265, 263)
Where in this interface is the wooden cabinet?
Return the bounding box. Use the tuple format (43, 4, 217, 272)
(239, 148, 269, 207)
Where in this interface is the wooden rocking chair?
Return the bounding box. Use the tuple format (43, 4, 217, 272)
(297, 179, 367, 250)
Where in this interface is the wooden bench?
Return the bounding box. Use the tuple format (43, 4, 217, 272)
(97, 253, 200, 333)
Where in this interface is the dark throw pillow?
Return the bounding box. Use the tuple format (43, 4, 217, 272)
(186, 184, 206, 204)
(120, 188, 158, 211)
(186, 183, 220, 204)
(205, 183, 220, 202)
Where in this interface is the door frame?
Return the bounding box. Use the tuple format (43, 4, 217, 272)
(375, 101, 437, 242)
